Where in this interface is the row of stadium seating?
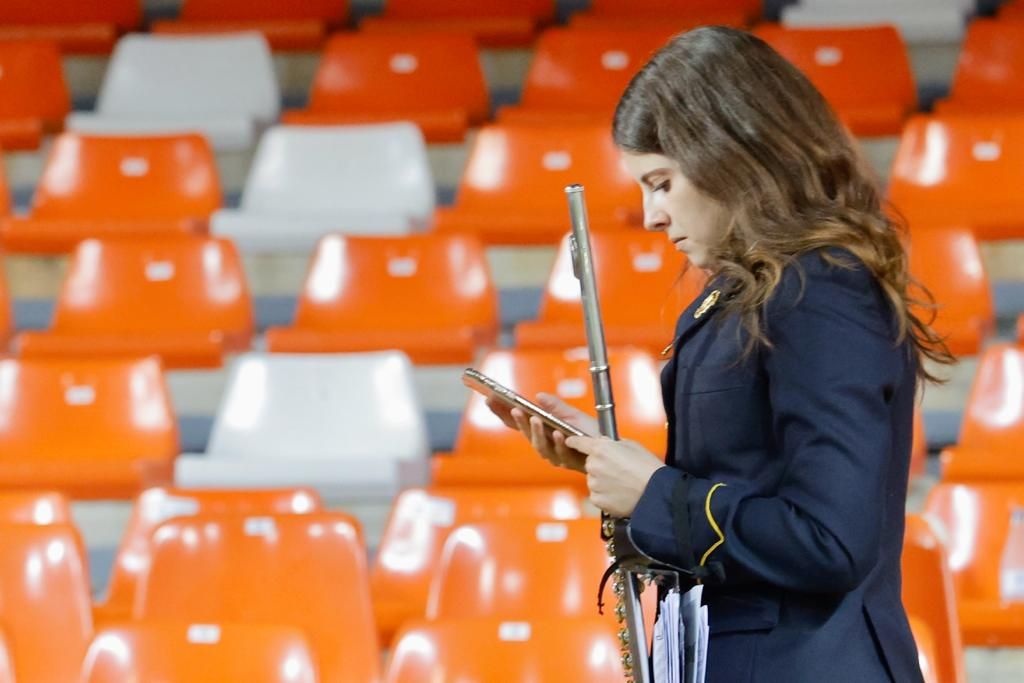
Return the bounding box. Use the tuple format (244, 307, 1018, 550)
(0, 226, 1003, 369)
(7, 17, 1024, 153)
(0, 482, 1017, 681)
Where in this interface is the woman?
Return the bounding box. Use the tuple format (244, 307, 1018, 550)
(487, 26, 954, 682)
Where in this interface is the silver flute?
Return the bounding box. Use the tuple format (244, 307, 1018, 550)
(565, 184, 651, 683)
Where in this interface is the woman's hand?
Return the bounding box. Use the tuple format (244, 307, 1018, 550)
(564, 435, 665, 518)
(484, 393, 598, 473)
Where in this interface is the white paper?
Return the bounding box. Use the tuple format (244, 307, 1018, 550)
(681, 585, 703, 683)
(653, 584, 708, 683)
(655, 589, 681, 683)
(697, 605, 709, 683)
(653, 601, 669, 683)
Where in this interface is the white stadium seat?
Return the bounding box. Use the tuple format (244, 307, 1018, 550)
(782, 1, 967, 43)
(174, 351, 430, 500)
(66, 33, 279, 151)
(211, 123, 435, 252)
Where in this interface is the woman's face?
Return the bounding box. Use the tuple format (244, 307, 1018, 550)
(621, 151, 728, 269)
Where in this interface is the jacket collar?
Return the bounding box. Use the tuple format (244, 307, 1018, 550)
(663, 274, 729, 361)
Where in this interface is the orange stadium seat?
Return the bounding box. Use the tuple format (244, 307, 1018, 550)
(925, 482, 1024, 645)
(937, 19, 1024, 115)
(569, 0, 759, 30)
(940, 344, 1024, 482)
(908, 225, 994, 356)
(359, 0, 555, 47)
(0, 0, 141, 53)
(1003, 0, 1024, 17)
(515, 231, 706, 353)
(17, 237, 251, 370)
(283, 32, 488, 142)
(0, 357, 177, 499)
(82, 621, 318, 683)
(427, 518, 613, 620)
(266, 234, 497, 364)
(0, 151, 11, 217)
(372, 485, 583, 645)
(0, 41, 70, 150)
(0, 132, 221, 254)
(901, 515, 967, 683)
(0, 523, 93, 681)
(17, 236, 253, 369)
(386, 617, 626, 682)
(136, 512, 379, 683)
(755, 25, 916, 137)
(0, 260, 12, 351)
(151, 0, 348, 51)
(96, 487, 322, 626)
(908, 617, 940, 683)
(433, 347, 667, 492)
(497, 27, 676, 125)
(0, 491, 72, 524)
(434, 124, 641, 244)
(889, 115, 1024, 241)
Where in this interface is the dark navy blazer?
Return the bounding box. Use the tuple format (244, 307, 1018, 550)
(629, 249, 924, 682)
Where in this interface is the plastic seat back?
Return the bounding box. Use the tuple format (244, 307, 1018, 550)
(18, 236, 253, 367)
(0, 40, 70, 148)
(924, 482, 1024, 645)
(755, 24, 915, 136)
(94, 33, 279, 123)
(942, 19, 1024, 113)
(266, 233, 497, 362)
(908, 225, 993, 356)
(0, 523, 92, 682)
(239, 123, 434, 224)
(889, 115, 1024, 240)
(427, 518, 610, 620)
(901, 515, 966, 683)
(454, 348, 667, 458)
(28, 132, 220, 221)
(0, 0, 140, 29)
(136, 512, 379, 683)
(294, 32, 488, 127)
(0, 492, 72, 524)
(82, 621, 318, 683)
(511, 27, 677, 116)
(208, 352, 429, 461)
(178, 0, 346, 23)
(439, 123, 640, 241)
(516, 230, 705, 351)
(99, 487, 322, 624)
(386, 617, 626, 682)
(958, 344, 1024, 452)
(0, 357, 178, 498)
(372, 486, 583, 642)
(378, 0, 553, 21)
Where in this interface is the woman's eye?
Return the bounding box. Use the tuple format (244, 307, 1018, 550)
(653, 182, 670, 193)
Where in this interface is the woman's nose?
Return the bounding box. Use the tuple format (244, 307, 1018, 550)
(643, 208, 670, 232)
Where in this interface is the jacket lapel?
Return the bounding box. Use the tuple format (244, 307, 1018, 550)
(664, 276, 727, 361)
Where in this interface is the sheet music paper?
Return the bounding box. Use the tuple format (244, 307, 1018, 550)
(653, 595, 670, 683)
(653, 584, 709, 683)
(681, 585, 706, 683)
(697, 604, 709, 683)
(654, 589, 681, 683)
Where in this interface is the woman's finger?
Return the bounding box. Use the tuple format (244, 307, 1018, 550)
(529, 417, 559, 464)
(486, 397, 517, 429)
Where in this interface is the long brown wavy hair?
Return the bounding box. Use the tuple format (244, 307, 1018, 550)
(613, 26, 954, 383)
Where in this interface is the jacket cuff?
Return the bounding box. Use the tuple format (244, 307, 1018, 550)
(629, 467, 730, 579)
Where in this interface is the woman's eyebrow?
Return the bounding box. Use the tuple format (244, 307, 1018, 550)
(640, 169, 670, 185)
